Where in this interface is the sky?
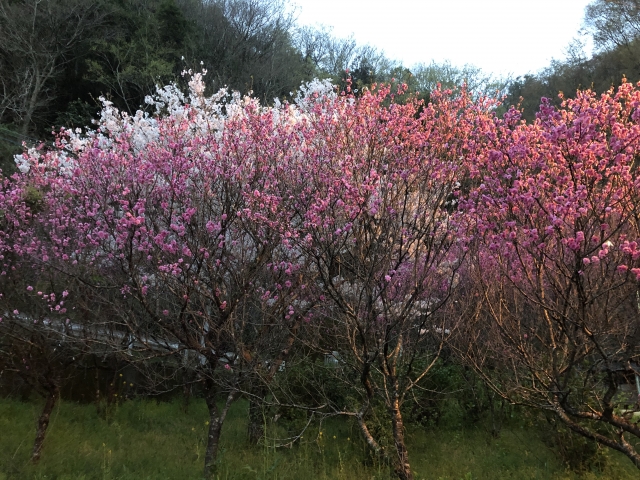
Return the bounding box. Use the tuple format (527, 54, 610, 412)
(292, 0, 594, 78)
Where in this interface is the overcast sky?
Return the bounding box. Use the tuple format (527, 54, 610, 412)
(292, 0, 594, 78)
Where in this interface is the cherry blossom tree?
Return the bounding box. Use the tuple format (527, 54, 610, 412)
(0, 170, 101, 462)
(271, 82, 497, 480)
(9, 73, 326, 476)
(8, 73, 504, 479)
(460, 81, 640, 468)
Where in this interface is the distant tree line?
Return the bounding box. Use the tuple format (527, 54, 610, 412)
(506, 0, 640, 120)
(0, 0, 411, 136)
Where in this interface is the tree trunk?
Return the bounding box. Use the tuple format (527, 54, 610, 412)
(203, 411, 223, 479)
(94, 364, 102, 416)
(357, 414, 384, 454)
(182, 369, 196, 414)
(203, 384, 223, 479)
(356, 364, 387, 461)
(203, 380, 237, 479)
(31, 383, 60, 463)
(182, 382, 192, 413)
(390, 395, 413, 480)
(20, 69, 44, 138)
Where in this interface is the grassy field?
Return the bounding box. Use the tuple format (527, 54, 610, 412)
(0, 397, 637, 480)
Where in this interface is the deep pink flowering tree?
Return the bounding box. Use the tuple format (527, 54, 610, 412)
(0, 172, 100, 462)
(460, 81, 640, 467)
(272, 83, 498, 480)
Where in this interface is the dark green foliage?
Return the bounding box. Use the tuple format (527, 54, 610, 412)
(0, 0, 317, 138)
(270, 356, 351, 415)
(83, 0, 193, 114)
(158, 0, 191, 50)
(541, 414, 611, 472)
(0, 125, 22, 176)
(505, 44, 640, 122)
(53, 99, 99, 131)
(404, 360, 507, 432)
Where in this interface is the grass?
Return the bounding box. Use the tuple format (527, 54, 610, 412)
(0, 396, 637, 480)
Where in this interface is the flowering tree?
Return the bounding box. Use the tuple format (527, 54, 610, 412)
(460, 81, 640, 468)
(7, 70, 503, 478)
(272, 83, 497, 480)
(0, 172, 99, 462)
(10, 73, 327, 476)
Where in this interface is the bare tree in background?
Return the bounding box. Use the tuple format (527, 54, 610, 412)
(294, 25, 396, 82)
(584, 0, 640, 52)
(0, 0, 106, 135)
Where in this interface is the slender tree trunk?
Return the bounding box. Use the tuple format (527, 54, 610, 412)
(94, 366, 102, 416)
(203, 413, 223, 479)
(182, 382, 192, 413)
(203, 383, 223, 479)
(21, 71, 43, 137)
(31, 383, 60, 463)
(489, 395, 504, 438)
(181, 370, 196, 414)
(357, 414, 383, 454)
(390, 395, 412, 480)
(203, 380, 237, 479)
(357, 362, 387, 459)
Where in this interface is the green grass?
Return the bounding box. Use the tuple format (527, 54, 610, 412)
(0, 397, 637, 480)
